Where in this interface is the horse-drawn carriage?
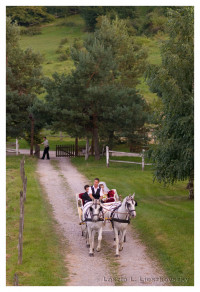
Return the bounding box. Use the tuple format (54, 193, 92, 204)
(76, 183, 137, 257)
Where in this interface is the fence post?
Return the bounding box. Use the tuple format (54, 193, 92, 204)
(106, 146, 109, 167)
(85, 137, 89, 160)
(20, 156, 25, 182)
(23, 176, 27, 203)
(142, 149, 145, 171)
(16, 138, 19, 156)
(13, 273, 19, 286)
(18, 191, 24, 264)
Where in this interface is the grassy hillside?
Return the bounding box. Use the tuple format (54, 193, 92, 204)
(71, 156, 194, 286)
(19, 15, 85, 77)
(19, 14, 162, 103)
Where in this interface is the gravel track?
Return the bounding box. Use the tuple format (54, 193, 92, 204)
(37, 157, 168, 286)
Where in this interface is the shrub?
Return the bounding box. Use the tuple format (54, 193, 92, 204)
(58, 53, 68, 61)
(60, 37, 68, 45)
(20, 26, 42, 36)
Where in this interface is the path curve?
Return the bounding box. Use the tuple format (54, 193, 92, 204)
(37, 157, 168, 286)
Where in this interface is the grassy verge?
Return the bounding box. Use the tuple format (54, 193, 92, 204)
(71, 156, 194, 286)
(6, 155, 69, 286)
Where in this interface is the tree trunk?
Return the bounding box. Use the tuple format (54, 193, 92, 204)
(75, 137, 78, 157)
(91, 136, 94, 156)
(93, 114, 100, 160)
(108, 131, 114, 150)
(186, 178, 194, 200)
(85, 137, 89, 160)
(129, 142, 133, 152)
(30, 118, 34, 156)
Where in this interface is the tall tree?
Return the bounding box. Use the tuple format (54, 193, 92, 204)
(6, 17, 43, 139)
(145, 7, 194, 198)
(44, 17, 148, 159)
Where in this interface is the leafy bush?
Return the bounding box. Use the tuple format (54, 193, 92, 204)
(58, 53, 68, 61)
(55, 45, 64, 54)
(60, 37, 68, 45)
(72, 38, 83, 50)
(20, 26, 42, 36)
(58, 48, 70, 61)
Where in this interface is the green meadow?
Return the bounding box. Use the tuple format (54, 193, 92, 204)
(71, 156, 194, 286)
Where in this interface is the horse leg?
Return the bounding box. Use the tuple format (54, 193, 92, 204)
(88, 227, 94, 256)
(96, 227, 102, 252)
(114, 226, 120, 257)
(86, 228, 90, 247)
(91, 229, 95, 255)
(119, 229, 126, 251)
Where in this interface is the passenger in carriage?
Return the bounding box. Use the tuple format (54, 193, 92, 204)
(99, 183, 108, 202)
(81, 185, 92, 205)
(88, 178, 103, 200)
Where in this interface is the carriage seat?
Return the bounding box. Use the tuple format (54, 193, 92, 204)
(104, 190, 115, 203)
(78, 193, 85, 206)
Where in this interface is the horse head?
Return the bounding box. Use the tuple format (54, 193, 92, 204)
(89, 199, 103, 222)
(125, 194, 137, 218)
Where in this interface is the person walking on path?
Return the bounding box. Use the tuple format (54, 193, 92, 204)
(41, 136, 50, 160)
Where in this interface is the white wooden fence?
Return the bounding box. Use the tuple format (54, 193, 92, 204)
(6, 138, 19, 155)
(106, 146, 152, 171)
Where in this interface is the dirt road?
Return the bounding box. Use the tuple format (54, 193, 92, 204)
(37, 157, 168, 286)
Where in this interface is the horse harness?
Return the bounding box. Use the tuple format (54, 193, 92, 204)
(110, 200, 136, 227)
(83, 201, 104, 222)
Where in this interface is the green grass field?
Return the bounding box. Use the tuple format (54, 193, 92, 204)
(71, 156, 194, 286)
(19, 15, 86, 78)
(6, 155, 68, 285)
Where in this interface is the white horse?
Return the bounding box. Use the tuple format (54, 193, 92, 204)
(83, 199, 104, 257)
(109, 194, 137, 256)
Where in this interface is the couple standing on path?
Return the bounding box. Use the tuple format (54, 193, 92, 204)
(40, 136, 50, 160)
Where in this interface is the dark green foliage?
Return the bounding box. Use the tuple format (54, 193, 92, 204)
(6, 17, 43, 139)
(6, 6, 54, 26)
(45, 6, 80, 17)
(145, 8, 194, 192)
(20, 26, 42, 36)
(80, 6, 136, 32)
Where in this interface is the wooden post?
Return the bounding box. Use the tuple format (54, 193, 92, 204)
(13, 273, 19, 286)
(16, 138, 19, 156)
(106, 146, 109, 167)
(34, 144, 40, 158)
(20, 157, 25, 182)
(18, 191, 24, 264)
(75, 137, 78, 157)
(142, 149, 145, 171)
(23, 176, 27, 203)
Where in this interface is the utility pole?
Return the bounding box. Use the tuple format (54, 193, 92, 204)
(29, 114, 34, 156)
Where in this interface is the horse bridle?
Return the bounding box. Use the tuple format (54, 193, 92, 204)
(125, 199, 136, 217)
(88, 202, 104, 221)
